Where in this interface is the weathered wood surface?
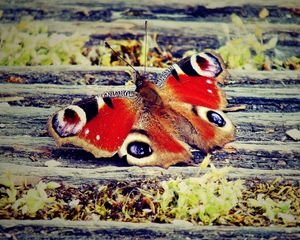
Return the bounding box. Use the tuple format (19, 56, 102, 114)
(0, 67, 299, 172)
(1, 162, 300, 185)
(1, 0, 300, 57)
(1, 66, 299, 84)
(1, 0, 299, 24)
(1, 220, 300, 240)
(0, 67, 300, 238)
(1, 104, 299, 138)
(0, 1, 300, 239)
(0, 83, 299, 110)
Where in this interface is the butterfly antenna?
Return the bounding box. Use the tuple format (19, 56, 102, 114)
(144, 20, 148, 74)
(104, 41, 140, 78)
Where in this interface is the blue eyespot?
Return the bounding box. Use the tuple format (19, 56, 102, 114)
(207, 111, 226, 127)
(127, 141, 152, 158)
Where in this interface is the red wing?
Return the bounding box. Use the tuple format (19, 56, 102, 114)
(155, 51, 235, 153)
(158, 52, 228, 109)
(118, 113, 191, 168)
(49, 95, 190, 167)
(48, 97, 139, 158)
(169, 102, 235, 152)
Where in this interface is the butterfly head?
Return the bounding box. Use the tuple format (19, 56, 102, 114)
(134, 72, 147, 89)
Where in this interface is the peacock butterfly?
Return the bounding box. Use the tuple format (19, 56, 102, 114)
(48, 49, 235, 168)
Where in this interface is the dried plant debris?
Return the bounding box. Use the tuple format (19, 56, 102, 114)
(286, 129, 300, 141)
(224, 178, 300, 227)
(0, 17, 175, 68)
(0, 16, 89, 66)
(217, 13, 300, 70)
(0, 166, 299, 226)
(1, 14, 299, 70)
(83, 34, 175, 68)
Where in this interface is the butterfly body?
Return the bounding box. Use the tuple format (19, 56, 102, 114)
(48, 52, 235, 168)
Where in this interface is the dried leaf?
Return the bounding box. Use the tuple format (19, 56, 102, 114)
(259, 8, 269, 19)
(199, 154, 211, 170)
(222, 145, 237, 154)
(231, 14, 244, 29)
(286, 129, 300, 141)
(264, 37, 278, 50)
(45, 160, 62, 167)
(47, 182, 61, 189)
(255, 24, 263, 40)
(224, 104, 247, 112)
(6, 76, 25, 84)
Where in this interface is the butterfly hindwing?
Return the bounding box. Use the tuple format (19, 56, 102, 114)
(118, 111, 191, 168)
(169, 102, 235, 152)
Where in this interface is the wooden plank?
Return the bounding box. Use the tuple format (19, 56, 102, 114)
(0, 0, 299, 25)
(1, 66, 299, 85)
(85, 20, 300, 54)
(0, 162, 299, 183)
(1, 103, 299, 124)
(1, 83, 295, 98)
(0, 83, 299, 101)
(1, 0, 299, 9)
(24, 19, 300, 36)
(1, 105, 299, 141)
(0, 135, 299, 170)
(1, 220, 300, 239)
(0, 82, 299, 112)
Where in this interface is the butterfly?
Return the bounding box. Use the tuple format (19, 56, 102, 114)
(48, 51, 235, 168)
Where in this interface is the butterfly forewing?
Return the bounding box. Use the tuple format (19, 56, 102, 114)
(159, 52, 228, 109)
(48, 96, 140, 158)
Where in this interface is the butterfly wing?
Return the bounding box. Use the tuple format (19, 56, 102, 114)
(168, 102, 235, 152)
(158, 51, 228, 109)
(48, 51, 234, 167)
(48, 96, 139, 158)
(48, 93, 190, 168)
(118, 111, 191, 168)
(156, 52, 235, 152)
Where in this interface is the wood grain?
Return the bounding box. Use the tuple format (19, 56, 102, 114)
(1, 220, 299, 240)
(0, 1, 299, 238)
